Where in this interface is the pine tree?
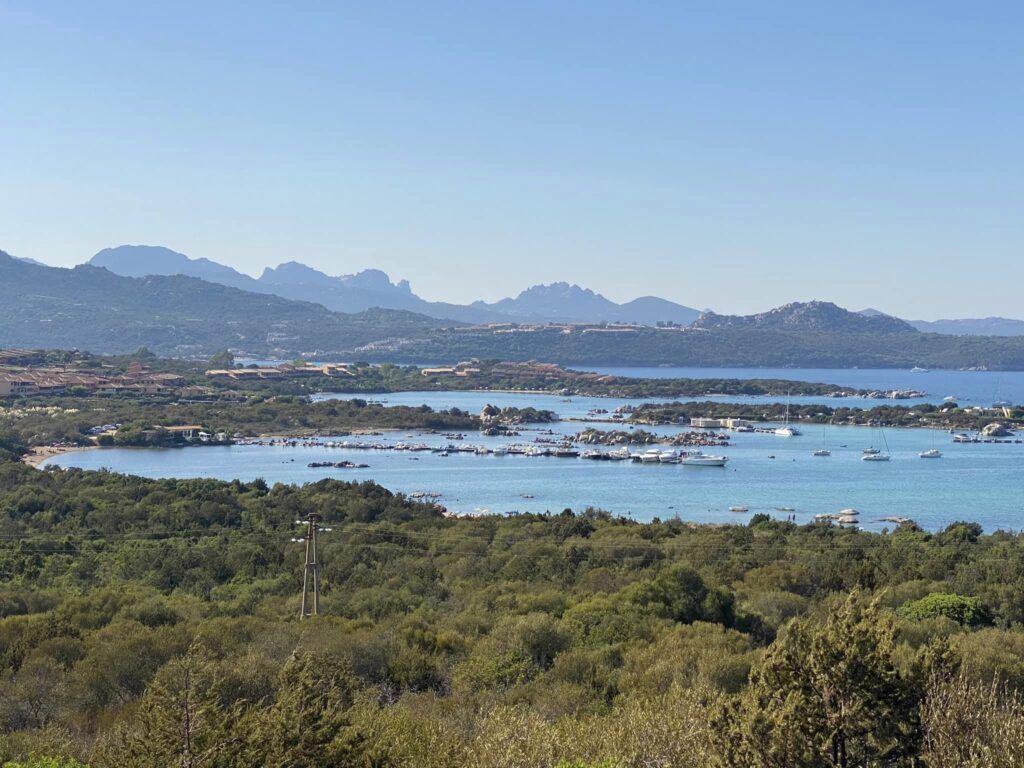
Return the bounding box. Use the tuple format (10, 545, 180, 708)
(714, 591, 923, 767)
(253, 650, 362, 768)
(100, 645, 244, 768)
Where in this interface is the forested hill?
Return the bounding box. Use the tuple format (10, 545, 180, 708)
(0, 252, 449, 357)
(7, 251, 1024, 368)
(371, 324, 1024, 369)
(692, 301, 917, 334)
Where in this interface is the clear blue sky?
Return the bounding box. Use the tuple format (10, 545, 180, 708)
(1, 1, 1021, 318)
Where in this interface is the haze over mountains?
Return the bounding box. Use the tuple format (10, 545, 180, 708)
(89, 245, 703, 326)
(86, 245, 1024, 335)
(8, 248, 1024, 368)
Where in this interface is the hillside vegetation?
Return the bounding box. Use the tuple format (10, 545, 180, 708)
(2, 453, 1024, 765)
(0, 253, 447, 357)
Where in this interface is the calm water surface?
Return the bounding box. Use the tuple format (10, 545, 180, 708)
(583, 366, 1023, 406)
(47, 417, 1024, 533)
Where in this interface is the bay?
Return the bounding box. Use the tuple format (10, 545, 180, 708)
(45, 416, 1024, 533)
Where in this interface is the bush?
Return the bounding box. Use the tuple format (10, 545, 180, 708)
(902, 593, 993, 627)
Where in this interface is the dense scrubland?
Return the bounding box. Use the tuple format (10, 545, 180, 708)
(1, 448, 1024, 766)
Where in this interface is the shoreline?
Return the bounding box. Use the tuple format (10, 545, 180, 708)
(23, 443, 98, 468)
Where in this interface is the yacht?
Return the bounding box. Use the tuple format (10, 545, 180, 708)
(862, 426, 893, 461)
(919, 448, 943, 459)
(862, 453, 891, 462)
(911, 366, 929, 373)
(640, 448, 663, 463)
(658, 450, 680, 463)
(774, 392, 801, 436)
(679, 450, 729, 467)
(608, 446, 632, 461)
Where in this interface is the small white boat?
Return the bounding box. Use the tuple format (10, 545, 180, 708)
(608, 447, 632, 461)
(862, 453, 891, 462)
(911, 366, 929, 373)
(679, 450, 729, 467)
(813, 449, 831, 457)
(640, 448, 663, 463)
(728, 505, 749, 513)
(919, 448, 942, 459)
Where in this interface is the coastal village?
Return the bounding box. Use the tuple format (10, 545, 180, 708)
(0, 356, 186, 397)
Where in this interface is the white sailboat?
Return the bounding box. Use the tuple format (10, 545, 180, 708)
(919, 429, 942, 458)
(774, 393, 801, 437)
(813, 422, 831, 456)
(862, 426, 892, 461)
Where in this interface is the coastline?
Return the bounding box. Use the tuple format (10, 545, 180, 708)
(22, 443, 98, 468)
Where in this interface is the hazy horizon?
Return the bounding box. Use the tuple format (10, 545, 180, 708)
(2, 2, 1022, 317)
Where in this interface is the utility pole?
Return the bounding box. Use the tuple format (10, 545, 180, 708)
(299, 513, 320, 619)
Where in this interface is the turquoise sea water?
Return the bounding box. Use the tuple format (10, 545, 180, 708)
(46, 406, 1024, 532)
(583, 366, 1024, 406)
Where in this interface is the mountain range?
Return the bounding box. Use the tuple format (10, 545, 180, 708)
(6, 248, 1024, 367)
(89, 245, 704, 326)
(0, 250, 444, 357)
(858, 308, 1024, 337)
(87, 245, 1024, 335)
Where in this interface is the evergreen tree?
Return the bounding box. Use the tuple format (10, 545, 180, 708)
(99, 646, 243, 768)
(714, 592, 922, 767)
(254, 650, 362, 768)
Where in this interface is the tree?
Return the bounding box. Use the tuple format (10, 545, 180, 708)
(254, 650, 362, 767)
(714, 592, 922, 767)
(100, 646, 243, 768)
(207, 351, 235, 370)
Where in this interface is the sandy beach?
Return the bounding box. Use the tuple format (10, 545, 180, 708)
(22, 443, 98, 468)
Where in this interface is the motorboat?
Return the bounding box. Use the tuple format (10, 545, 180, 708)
(608, 447, 632, 461)
(911, 366, 929, 373)
(862, 447, 881, 455)
(813, 449, 831, 457)
(679, 450, 729, 467)
(658, 450, 680, 463)
(952, 433, 975, 443)
(640, 448, 663, 463)
(919, 448, 943, 458)
(728, 505, 749, 513)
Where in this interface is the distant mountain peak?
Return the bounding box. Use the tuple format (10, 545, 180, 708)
(90, 245, 258, 291)
(693, 301, 916, 333)
(259, 261, 330, 284)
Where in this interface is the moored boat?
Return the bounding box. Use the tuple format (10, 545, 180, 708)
(679, 450, 729, 467)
